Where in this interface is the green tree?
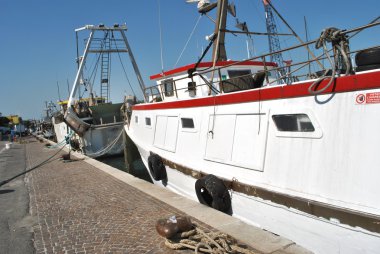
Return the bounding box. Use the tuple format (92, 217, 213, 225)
(0, 116, 10, 127)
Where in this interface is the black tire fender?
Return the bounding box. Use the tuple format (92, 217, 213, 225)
(355, 48, 380, 66)
(148, 154, 167, 181)
(195, 174, 231, 214)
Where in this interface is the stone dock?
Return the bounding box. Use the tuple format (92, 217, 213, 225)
(0, 137, 311, 254)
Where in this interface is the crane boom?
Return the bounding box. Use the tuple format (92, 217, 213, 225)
(263, 0, 287, 82)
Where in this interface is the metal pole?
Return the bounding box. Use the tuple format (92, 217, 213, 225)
(120, 30, 147, 102)
(304, 16, 311, 77)
(67, 31, 94, 107)
(212, 0, 228, 62)
(57, 81, 61, 101)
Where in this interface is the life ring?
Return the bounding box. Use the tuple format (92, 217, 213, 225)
(148, 154, 167, 181)
(355, 47, 380, 67)
(195, 174, 231, 214)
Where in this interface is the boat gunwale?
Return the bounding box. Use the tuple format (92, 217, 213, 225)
(133, 69, 380, 111)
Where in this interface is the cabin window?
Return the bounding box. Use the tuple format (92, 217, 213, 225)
(162, 79, 174, 97)
(224, 69, 254, 93)
(272, 114, 315, 132)
(228, 69, 252, 78)
(181, 118, 194, 128)
(145, 117, 151, 126)
(135, 115, 138, 124)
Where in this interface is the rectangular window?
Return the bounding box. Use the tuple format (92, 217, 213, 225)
(145, 117, 151, 126)
(181, 118, 194, 128)
(162, 79, 174, 97)
(223, 69, 254, 93)
(272, 114, 315, 132)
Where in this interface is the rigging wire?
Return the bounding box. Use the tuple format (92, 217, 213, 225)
(272, 11, 294, 63)
(174, 14, 203, 68)
(88, 54, 101, 92)
(157, 0, 165, 72)
(0, 144, 66, 187)
(112, 34, 137, 97)
(82, 31, 110, 99)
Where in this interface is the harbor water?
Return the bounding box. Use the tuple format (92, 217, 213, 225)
(98, 156, 153, 183)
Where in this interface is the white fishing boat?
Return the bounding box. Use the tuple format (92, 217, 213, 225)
(63, 24, 144, 158)
(124, 0, 380, 253)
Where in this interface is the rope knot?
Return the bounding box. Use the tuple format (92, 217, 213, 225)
(316, 27, 346, 49)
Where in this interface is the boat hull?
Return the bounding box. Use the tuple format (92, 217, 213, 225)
(125, 70, 380, 253)
(134, 148, 380, 254)
(80, 123, 124, 158)
(53, 118, 124, 158)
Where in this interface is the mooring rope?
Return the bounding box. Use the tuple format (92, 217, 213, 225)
(83, 127, 124, 158)
(0, 142, 66, 187)
(164, 224, 257, 254)
(46, 131, 74, 149)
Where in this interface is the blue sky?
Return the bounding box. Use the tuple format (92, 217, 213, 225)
(0, 0, 379, 119)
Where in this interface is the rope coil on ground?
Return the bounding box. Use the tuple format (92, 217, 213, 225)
(164, 226, 257, 254)
(156, 216, 256, 254)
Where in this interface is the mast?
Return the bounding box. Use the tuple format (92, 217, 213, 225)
(212, 0, 228, 62)
(67, 24, 146, 107)
(67, 29, 94, 107)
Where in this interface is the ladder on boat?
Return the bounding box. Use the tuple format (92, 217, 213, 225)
(100, 33, 111, 103)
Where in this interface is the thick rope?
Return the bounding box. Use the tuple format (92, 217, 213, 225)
(308, 27, 352, 95)
(46, 131, 74, 149)
(164, 224, 257, 254)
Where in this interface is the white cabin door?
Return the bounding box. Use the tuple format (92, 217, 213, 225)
(205, 113, 268, 171)
(153, 115, 179, 152)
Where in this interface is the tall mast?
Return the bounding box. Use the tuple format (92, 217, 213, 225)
(212, 0, 228, 62)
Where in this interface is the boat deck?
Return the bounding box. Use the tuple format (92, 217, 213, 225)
(0, 137, 311, 254)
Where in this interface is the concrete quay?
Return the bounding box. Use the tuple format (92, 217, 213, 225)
(0, 137, 311, 254)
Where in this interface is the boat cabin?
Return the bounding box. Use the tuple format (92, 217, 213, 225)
(148, 60, 277, 102)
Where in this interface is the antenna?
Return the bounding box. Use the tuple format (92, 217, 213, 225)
(66, 79, 70, 97)
(157, 0, 165, 72)
(57, 81, 61, 101)
(304, 16, 311, 77)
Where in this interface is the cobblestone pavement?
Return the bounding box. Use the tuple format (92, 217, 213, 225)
(25, 138, 223, 254)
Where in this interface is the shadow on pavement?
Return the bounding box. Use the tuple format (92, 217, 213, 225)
(0, 189, 15, 194)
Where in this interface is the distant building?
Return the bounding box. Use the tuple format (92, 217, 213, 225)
(6, 115, 22, 125)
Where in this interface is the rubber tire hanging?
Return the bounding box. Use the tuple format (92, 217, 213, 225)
(195, 174, 231, 214)
(148, 154, 167, 181)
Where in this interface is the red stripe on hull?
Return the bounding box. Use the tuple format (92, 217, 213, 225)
(135, 70, 380, 111)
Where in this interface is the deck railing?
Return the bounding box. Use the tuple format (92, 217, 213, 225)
(142, 21, 380, 101)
